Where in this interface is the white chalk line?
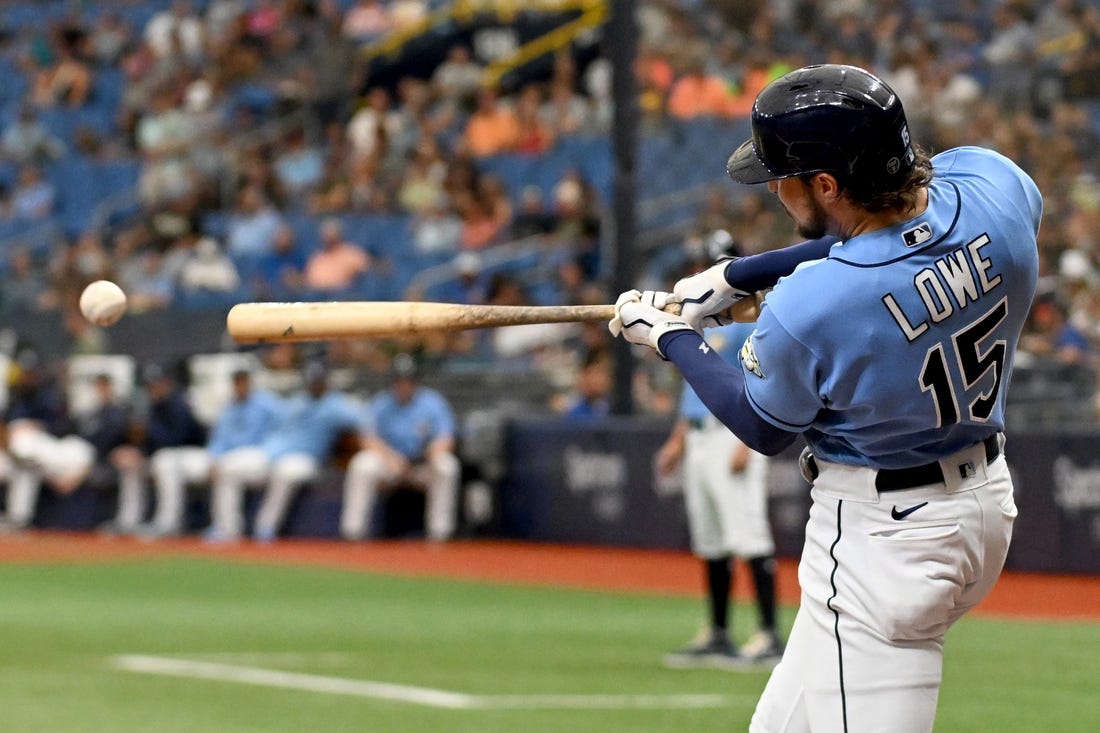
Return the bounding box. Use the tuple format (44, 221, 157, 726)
(109, 654, 743, 710)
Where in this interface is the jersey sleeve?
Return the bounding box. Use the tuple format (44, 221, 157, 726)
(429, 391, 456, 438)
(740, 305, 825, 431)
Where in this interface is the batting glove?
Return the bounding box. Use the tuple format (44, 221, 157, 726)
(672, 259, 752, 330)
(609, 290, 694, 359)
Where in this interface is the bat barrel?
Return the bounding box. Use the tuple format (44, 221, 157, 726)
(227, 302, 617, 343)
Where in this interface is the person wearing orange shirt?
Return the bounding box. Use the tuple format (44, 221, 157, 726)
(464, 86, 519, 157)
(304, 218, 372, 292)
(668, 61, 733, 119)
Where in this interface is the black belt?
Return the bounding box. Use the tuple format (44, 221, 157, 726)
(805, 435, 1001, 491)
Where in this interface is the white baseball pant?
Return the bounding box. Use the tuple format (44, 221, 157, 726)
(683, 417, 774, 559)
(3, 424, 95, 526)
(112, 460, 146, 531)
(209, 447, 319, 538)
(749, 440, 1015, 733)
(340, 449, 461, 541)
(148, 446, 212, 533)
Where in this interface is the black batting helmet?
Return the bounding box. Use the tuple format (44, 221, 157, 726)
(726, 64, 915, 195)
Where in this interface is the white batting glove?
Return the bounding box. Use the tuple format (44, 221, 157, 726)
(607, 289, 642, 338)
(672, 259, 751, 330)
(609, 290, 694, 359)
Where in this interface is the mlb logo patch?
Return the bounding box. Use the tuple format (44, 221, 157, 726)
(902, 222, 933, 247)
(958, 461, 976, 479)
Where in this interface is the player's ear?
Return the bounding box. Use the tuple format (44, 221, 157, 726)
(812, 172, 842, 202)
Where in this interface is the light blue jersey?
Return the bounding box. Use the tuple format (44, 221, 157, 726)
(742, 147, 1041, 469)
(206, 390, 284, 457)
(260, 391, 360, 460)
(680, 323, 754, 420)
(363, 387, 455, 461)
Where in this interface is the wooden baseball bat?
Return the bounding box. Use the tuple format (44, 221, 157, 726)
(226, 294, 763, 343)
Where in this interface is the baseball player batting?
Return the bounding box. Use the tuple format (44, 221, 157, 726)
(609, 64, 1041, 732)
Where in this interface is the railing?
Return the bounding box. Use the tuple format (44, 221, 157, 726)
(482, 0, 607, 88)
(403, 235, 576, 300)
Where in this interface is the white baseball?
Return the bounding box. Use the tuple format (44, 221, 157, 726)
(79, 280, 128, 327)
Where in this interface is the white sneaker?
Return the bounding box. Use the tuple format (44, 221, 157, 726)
(740, 629, 784, 666)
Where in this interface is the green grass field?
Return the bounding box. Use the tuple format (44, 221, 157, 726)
(0, 557, 1097, 732)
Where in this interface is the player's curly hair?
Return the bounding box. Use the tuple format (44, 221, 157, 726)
(842, 146, 935, 213)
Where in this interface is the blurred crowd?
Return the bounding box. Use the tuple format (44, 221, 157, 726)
(1, 0, 1100, 419)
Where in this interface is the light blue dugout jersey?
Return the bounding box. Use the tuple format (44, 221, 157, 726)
(260, 391, 361, 460)
(681, 323, 754, 421)
(742, 147, 1041, 469)
(206, 390, 284, 457)
(363, 387, 455, 461)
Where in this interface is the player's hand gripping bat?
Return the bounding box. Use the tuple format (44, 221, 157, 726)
(226, 294, 764, 343)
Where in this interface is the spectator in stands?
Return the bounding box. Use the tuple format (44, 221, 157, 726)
(235, 147, 288, 208)
(244, 0, 284, 46)
(667, 57, 732, 119)
(30, 27, 94, 108)
(1, 105, 65, 164)
(1060, 2, 1100, 100)
(431, 45, 483, 112)
(723, 52, 780, 118)
(70, 230, 114, 284)
(414, 196, 464, 258)
(204, 360, 360, 543)
(983, 1, 1039, 113)
(307, 155, 354, 214)
(226, 185, 284, 262)
(346, 87, 403, 162)
(39, 238, 98, 316)
(117, 248, 175, 312)
(464, 86, 519, 158)
(9, 165, 56, 221)
(0, 351, 95, 531)
(139, 366, 282, 539)
(304, 218, 373, 293)
(540, 78, 593, 137)
(558, 349, 612, 419)
(1021, 293, 1092, 366)
(181, 76, 229, 189)
(253, 223, 307, 298)
(340, 353, 461, 542)
(513, 84, 555, 155)
(344, 152, 383, 211)
(342, 0, 393, 42)
(635, 44, 674, 122)
(101, 363, 207, 535)
(273, 128, 325, 200)
(478, 173, 513, 235)
(144, 0, 205, 63)
(300, 5, 363, 127)
(177, 236, 241, 294)
(87, 10, 133, 67)
(510, 185, 554, 240)
(583, 53, 613, 132)
(549, 169, 602, 277)
(135, 83, 198, 205)
(389, 0, 428, 31)
(454, 190, 502, 251)
(397, 158, 445, 215)
(1, 247, 50, 314)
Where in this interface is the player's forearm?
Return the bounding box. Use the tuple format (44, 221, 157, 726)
(723, 236, 837, 292)
(658, 331, 799, 456)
